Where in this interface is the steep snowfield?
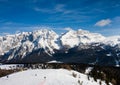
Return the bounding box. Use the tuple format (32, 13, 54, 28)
(104, 35, 120, 46)
(0, 69, 109, 85)
(60, 29, 105, 47)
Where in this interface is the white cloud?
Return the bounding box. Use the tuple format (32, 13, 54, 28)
(113, 16, 120, 22)
(95, 19, 112, 27)
(54, 4, 71, 14)
(3, 22, 14, 25)
(55, 4, 65, 12)
(34, 4, 72, 14)
(34, 7, 52, 13)
(64, 27, 73, 31)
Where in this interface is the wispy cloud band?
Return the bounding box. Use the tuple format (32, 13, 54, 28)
(95, 19, 112, 27)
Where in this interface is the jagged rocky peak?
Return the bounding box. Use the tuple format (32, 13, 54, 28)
(0, 28, 120, 57)
(0, 29, 60, 57)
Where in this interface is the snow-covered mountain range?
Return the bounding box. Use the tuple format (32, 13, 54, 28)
(0, 29, 120, 66)
(0, 29, 60, 57)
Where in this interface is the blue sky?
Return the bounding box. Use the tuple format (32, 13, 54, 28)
(0, 0, 120, 36)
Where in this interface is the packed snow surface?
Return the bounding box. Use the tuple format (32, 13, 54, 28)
(0, 69, 109, 85)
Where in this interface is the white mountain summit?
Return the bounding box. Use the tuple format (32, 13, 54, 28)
(60, 29, 105, 48)
(0, 28, 120, 63)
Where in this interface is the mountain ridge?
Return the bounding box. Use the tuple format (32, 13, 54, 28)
(0, 28, 120, 66)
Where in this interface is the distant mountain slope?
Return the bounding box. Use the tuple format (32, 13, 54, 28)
(60, 29, 105, 47)
(0, 29, 120, 66)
